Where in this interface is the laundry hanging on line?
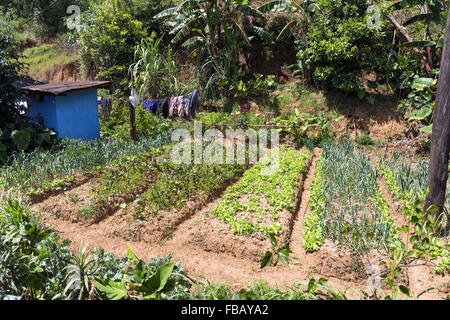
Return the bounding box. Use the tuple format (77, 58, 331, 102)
(99, 98, 112, 117)
(143, 99, 158, 114)
(143, 90, 199, 119)
(183, 90, 199, 119)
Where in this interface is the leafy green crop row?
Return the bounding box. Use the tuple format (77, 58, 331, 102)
(134, 146, 247, 220)
(303, 139, 399, 254)
(78, 147, 169, 219)
(212, 147, 311, 238)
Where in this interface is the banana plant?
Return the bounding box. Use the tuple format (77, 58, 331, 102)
(154, 1, 274, 98)
(391, 0, 449, 65)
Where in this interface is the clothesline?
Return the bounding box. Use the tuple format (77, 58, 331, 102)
(202, 123, 304, 129)
(143, 90, 200, 119)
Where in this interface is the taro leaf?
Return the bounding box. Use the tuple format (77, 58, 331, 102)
(138, 262, 175, 299)
(268, 233, 277, 248)
(260, 251, 273, 269)
(408, 107, 432, 121)
(0, 141, 6, 152)
(95, 279, 127, 300)
(11, 130, 31, 151)
(420, 124, 433, 133)
(411, 77, 437, 91)
(277, 247, 290, 265)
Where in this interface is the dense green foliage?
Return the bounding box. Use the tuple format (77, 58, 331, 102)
(0, 30, 57, 163)
(0, 192, 192, 300)
(294, 0, 391, 95)
(154, 0, 278, 100)
(79, 0, 147, 86)
(0, 0, 87, 34)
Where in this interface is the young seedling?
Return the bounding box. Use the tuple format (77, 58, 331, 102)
(260, 234, 290, 269)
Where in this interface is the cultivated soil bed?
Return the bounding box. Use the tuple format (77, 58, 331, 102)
(28, 146, 449, 300)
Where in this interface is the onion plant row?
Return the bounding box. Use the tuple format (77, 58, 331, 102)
(0, 134, 172, 192)
(379, 153, 450, 212)
(212, 147, 311, 238)
(303, 139, 400, 254)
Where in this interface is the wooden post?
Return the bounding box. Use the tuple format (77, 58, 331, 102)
(129, 99, 137, 143)
(129, 74, 137, 143)
(424, 10, 450, 216)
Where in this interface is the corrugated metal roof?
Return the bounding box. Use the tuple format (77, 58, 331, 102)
(21, 81, 112, 96)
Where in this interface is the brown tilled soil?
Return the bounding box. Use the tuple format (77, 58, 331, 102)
(29, 147, 449, 300)
(31, 178, 99, 223)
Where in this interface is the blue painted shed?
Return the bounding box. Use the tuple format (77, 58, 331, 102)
(22, 81, 111, 141)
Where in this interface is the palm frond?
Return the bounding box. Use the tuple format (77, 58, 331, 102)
(245, 25, 274, 44)
(276, 20, 295, 42)
(154, 7, 179, 19)
(235, 4, 267, 20)
(229, 19, 251, 46)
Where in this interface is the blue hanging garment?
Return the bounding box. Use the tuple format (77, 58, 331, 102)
(143, 100, 158, 115)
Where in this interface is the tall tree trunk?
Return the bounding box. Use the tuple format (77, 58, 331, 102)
(424, 10, 450, 216)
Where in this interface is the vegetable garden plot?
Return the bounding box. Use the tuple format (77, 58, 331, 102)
(378, 154, 450, 217)
(34, 141, 249, 243)
(302, 139, 400, 255)
(31, 146, 168, 222)
(181, 147, 312, 262)
(122, 158, 247, 243)
(0, 134, 172, 197)
(378, 155, 450, 271)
